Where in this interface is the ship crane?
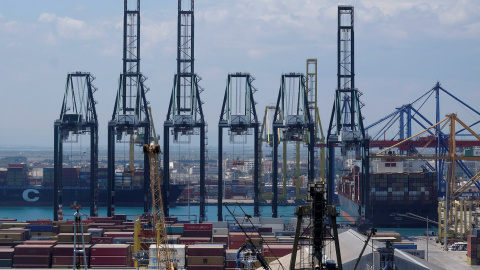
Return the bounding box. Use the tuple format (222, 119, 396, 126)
(108, 0, 151, 217)
(218, 73, 260, 221)
(54, 72, 99, 220)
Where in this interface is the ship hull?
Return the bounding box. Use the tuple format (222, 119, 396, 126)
(0, 185, 185, 207)
(338, 193, 438, 228)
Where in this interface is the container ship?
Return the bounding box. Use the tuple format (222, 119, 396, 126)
(0, 164, 185, 207)
(337, 160, 439, 228)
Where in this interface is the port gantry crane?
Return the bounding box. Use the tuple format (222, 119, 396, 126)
(306, 59, 326, 184)
(54, 72, 99, 221)
(164, 0, 207, 221)
(258, 106, 277, 202)
(272, 73, 315, 218)
(218, 73, 260, 221)
(108, 0, 151, 217)
(327, 6, 370, 215)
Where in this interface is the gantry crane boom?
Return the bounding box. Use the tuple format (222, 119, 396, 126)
(143, 143, 173, 270)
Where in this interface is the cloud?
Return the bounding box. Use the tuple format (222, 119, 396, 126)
(358, 0, 480, 40)
(38, 13, 56, 23)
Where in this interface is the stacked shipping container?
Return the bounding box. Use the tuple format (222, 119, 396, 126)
(468, 234, 480, 265)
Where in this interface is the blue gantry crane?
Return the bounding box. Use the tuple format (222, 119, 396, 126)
(107, 0, 151, 216)
(54, 72, 99, 220)
(218, 73, 260, 221)
(163, 0, 207, 222)
(326, 6, 370, 214)
(272, 73, 315, 218)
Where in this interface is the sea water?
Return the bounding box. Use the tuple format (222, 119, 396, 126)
(0, 205, 298, 223)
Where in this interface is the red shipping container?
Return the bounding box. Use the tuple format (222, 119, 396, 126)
(183, 223, 213, 231)
(88, 217, 113, 222)
(92, 237, 113, 244)
(225, 260, 238, 268)
(178, 237, 211, 245)
(88, 222, 116, 228)
(258, 227, 272, 233)
(66, 219, 93, 225)
(90, 256, 129, 266)
(26, 220, 53, 225)
(23, 240, 57, 245)
(52, 256, 88, 266)
(0, 248, 14, 259)
(53, 244, 92, 256)
(11, 264, 50, 269)
(212, 236, 229, 243)
(187, 245, 225, 256)
(229, 241, 244, 249)
(91, 244, 130, 256)
(183, 230, 212, 237)
(13, 255, 51, 265)
(14, 245, 52, 256)
(468, 249, 473, 258)
(187, 266, 224, 270)
(103, 232, 133, 238)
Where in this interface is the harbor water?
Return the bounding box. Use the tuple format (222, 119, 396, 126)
(0, 205, 298, 223)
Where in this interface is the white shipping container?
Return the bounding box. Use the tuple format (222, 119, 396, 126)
(149, 244, 186, 258)
(211, 221, 229, 228)
(213, 228, 228, 235)
(149, 257, 185, 267)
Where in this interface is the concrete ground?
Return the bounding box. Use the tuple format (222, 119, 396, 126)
(406, 235, 480, 270)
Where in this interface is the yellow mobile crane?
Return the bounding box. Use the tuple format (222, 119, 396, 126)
(141, 143, 174, 270)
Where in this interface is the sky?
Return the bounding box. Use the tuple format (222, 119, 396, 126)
(1, 0, 479, 149)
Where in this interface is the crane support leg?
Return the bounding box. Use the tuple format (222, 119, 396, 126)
(218, 128, 223, 221)
(254, 123, 260, 217)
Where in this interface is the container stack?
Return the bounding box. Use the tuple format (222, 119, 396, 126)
(13, 244, 53, 268)
(6, 164, 28, 186)
(90, 244, 132, 268)
(186, 244, 225, 270)
(467, 234, 480, 265)
(148, 244, 186, 270)
(62, 168, 80, 187)
(57, 233, 92, 244)
(26, 222, 54, 239)
(0, 247, 14, 268)
(262, 244, 294, 263)
(42, 168, 54, 187)
(98, 168, 108, 188)
(225, 249, 238, 270)
(132, 171, 144, 188)
(229, 232, 260, 249)
(179, 223, 212, 244)
(51, 244, 91, 268)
